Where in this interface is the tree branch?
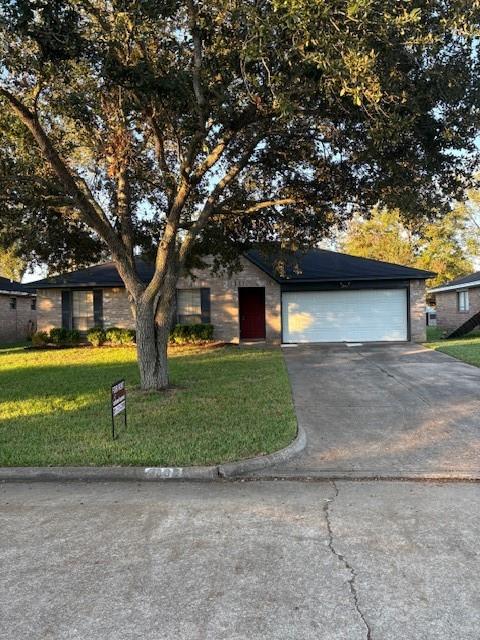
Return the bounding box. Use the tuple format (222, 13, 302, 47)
(147, 111, 176, 198)
(0, 86, 141, 293)
(222, 197, 301, 215)
(142, 177, 192, 302)
(116, 165, 135, 264)
(43, 195, 77, 208)
(179, 133, 265, 264)
(188, 105, 260, 183)
(143, 121, 264, 302)
(187, 0, 207, 134)
(189, 128, 237, 183)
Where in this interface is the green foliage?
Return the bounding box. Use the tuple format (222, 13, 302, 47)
(87, 326, 135, 346)
(0, 245, 26, 281)
(0, 0, 479, 273)
(340, 208, 417, 266)
(416, 206, 476, 287)
(47, 327, 81, 344)
(105, 327, 123, 345)
(67, 329, 81, 344)
(31, 331, 49, 346)
(49, 327, 70, 344)
(119, 328, 136, 345)
(169, 324, 214, 345)
(104, 327, 135, 345)
(86, 327, 106, 347)
(340, 204, 476, 287)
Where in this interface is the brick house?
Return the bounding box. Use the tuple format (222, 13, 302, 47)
(429, 271, 480, 334)
(33, 249, 432, 343)
(0, 277, 36, 343)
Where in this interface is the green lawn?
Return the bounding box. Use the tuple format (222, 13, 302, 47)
(425, 326, 480, 367)
(425, 326, 446, 342)
(0, 345, 296, 467)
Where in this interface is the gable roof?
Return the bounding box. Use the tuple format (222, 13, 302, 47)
(0, 276, 35, 296)
(31, 250, 433, 289)
(429, 271, 480, 294)
(245, 248, 434, 283)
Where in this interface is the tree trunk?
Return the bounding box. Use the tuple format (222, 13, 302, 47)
(134, 262, 178, 391)
(135, 299, 169, 391)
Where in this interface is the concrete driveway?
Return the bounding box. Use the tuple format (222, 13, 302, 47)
(2, 480, 480, 640)
(255, 343, 480, 479)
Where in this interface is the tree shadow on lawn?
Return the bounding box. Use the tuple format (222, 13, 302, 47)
(0, 346, 281, 401)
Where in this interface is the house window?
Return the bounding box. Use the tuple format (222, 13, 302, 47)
(458, 290, 469, 312)
(177, 289, 202, 324)
(72, 290, 94, 331)
(9, 297, 16, 310)
(31, 298, 36, 311)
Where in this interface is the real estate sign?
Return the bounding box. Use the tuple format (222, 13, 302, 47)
(111, 379, 127, 439)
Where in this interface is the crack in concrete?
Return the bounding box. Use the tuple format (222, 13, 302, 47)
(364, 356, 432, 408)
(323, 481, 372, 640)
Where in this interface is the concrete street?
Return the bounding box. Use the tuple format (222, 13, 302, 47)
(2, 480, 480, 639)
(253, 343, 480, 479)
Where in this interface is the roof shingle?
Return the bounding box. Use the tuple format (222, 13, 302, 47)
(0, 276, 35, 295)
(31, 249, 434, 289)
(246, 248, 434, 282)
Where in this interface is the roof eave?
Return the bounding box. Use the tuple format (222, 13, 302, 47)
(429, 279, 480, 294)
(0, 289, 35, 296)
(280, 277, 432, 284)
(33, 281, 125, 289)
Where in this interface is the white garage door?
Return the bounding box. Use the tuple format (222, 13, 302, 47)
(282, 289, 408, 343)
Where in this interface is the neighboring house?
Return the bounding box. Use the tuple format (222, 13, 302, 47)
(429, 271, 480, 334)
(32, 249, 433, 344)
(0, 276, 36, 343)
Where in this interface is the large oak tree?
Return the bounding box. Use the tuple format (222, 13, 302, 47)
(1, 0, 479, 389)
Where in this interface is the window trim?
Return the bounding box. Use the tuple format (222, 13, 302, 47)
(457, 290, 470, 313)
(71, 290, 95, 332)
(9, 297, 17, 310)
(176, 288, 202, 325)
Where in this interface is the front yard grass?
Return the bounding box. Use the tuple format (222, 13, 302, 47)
(425, 326, 480, 368)
(0, 345, 296, 467)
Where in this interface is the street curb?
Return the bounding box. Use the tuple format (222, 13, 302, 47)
(240, 470, 480, 482)
(0, 465, 219, 482)
(0, 426, 306, 483)
(218, 425, 306, 478)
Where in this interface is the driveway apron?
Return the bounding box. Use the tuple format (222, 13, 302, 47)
(253, 343, 480, 479)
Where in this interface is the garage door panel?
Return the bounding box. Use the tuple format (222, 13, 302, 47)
(282, 290, 407, 343)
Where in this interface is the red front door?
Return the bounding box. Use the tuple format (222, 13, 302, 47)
(239, 288, 266, 340)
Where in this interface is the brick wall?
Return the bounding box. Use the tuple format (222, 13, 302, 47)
(409, 279, 427, 342)
(37, 287, 135, 333)
(36, 263, 426, 344)
(0, 294, 36, 343)
(37, 289, 62, 333)
(177, 256, 281, 343)
(36, 258, 282, 343)
(103, 288, 133, 328)
(435, 287, 480, 333)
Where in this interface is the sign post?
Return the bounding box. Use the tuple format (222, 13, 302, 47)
(111, 379, 127, 439)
